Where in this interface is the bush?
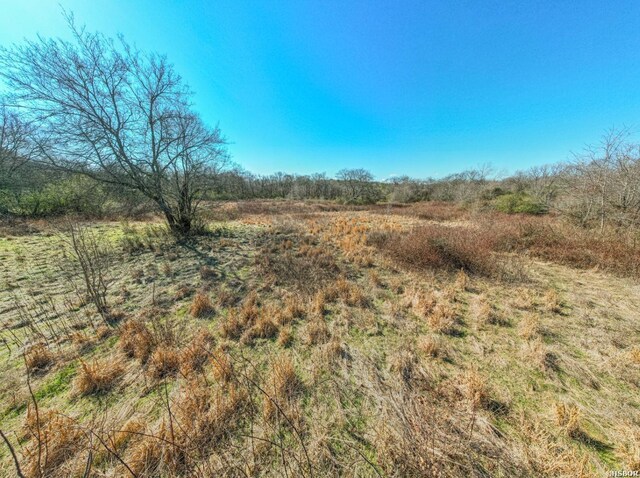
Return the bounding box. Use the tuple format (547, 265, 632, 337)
(493, 193, 546, 215)
(370, 224, 498, 276)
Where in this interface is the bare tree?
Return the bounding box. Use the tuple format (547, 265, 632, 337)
(563, 128, 640, 230)
(336, 168, 381, 204)
(0, 101, 35, 190)
(0, 15, 227, 235)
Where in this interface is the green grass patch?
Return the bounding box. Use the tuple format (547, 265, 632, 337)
(35, 362, 76, 401)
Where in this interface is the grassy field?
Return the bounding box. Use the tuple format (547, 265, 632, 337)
(1, 201, 639, 477)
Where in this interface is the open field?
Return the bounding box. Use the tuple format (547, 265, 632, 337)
(1, 200, 639, 477)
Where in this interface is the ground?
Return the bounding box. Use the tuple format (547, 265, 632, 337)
(0, 201, 639, 477)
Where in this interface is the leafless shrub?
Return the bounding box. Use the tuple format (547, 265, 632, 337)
(63, 223, 115, 324)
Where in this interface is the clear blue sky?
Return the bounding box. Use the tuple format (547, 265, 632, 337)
(1, 1, 639, 179)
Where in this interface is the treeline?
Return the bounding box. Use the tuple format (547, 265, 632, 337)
(3, 129, 640, 233)
(210, 130, 640, 232)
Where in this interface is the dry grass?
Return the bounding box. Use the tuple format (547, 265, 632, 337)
(417, 334, 444, 358)
(310, 290, 327, 316)
(371, 224, 500, 276)
(522, 338, 557, 372)
(244, 311, 279, 343)
(23, 412, 85, 478)
(127, 379, 251, 476)
(277, 326, 293, 347)
(428, 302, 457, 334)
(210, 347, 233, 384)
(2, 202, 639, 477)
(282, 294, 305, 323)
(24, 343, 54, 373)
(189, 291, 214, 318)
(119, 319, 154, 362)
(178, 329, 214, 375)
(554, 402, 582, 439)
(461, 367, 490, 410)
(263, 354, 301, 422)
(74, 357, 124, 395)
(147, 346, 181, 379)
(519, 313, 541, 340)
(303, 317, 330, 345)
(542, 289, 562, 314)
(616, 426, 640, 470)
(404, 287, 437, 318)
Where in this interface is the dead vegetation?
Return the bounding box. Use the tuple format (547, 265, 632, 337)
(1, 200, 639, 477)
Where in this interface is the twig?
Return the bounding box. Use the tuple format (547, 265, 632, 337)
(0, 429, 26, 478)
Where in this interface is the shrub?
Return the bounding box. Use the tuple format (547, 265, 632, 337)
(493, 192, 547, 215)
(371, 224, 499, 276)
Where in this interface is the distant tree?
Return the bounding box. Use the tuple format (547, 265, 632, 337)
(336, 168, 381, 203)
(0, 102, 34, 190)
(387, 175, 430, 203)
(0, 15, 227, 235)
(564, 129, 640, 230)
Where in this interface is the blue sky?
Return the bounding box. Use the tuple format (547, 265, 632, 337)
(1, 1, 639, 179)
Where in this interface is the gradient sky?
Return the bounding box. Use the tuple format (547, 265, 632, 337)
(1, 1, 639, 179)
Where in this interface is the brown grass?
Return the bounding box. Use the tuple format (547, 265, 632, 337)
(263, 354, 301, 422)
(119, 319, 154, 362)
(147, 346, 180, 379)
(310, 290, 327, 316)
(428, 302, 456, 334)
(244, 311, 279, 343)
(74, 357, 124, 395)
(24, 343, 54, 373)
(519, 313, 541, 340)
(211, 348, 233, 384)
(178, 329, 214, 375)
(282, 294, 305, 323)
(462, 367, 490, 410)
(417, 334, 444, 358)
(23, 412, 84, 478)
(554, 402, 582, 439)
(404, 287, 437, 318)
(304, 317, 330, 345)
(219, 308, 244, 339)
(370, 224, 500, 276)
(189, 291, 214, 318)
(256, 227, 341, 295)
(277, 326, 294, 347)
(522, 338, 557, 372)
